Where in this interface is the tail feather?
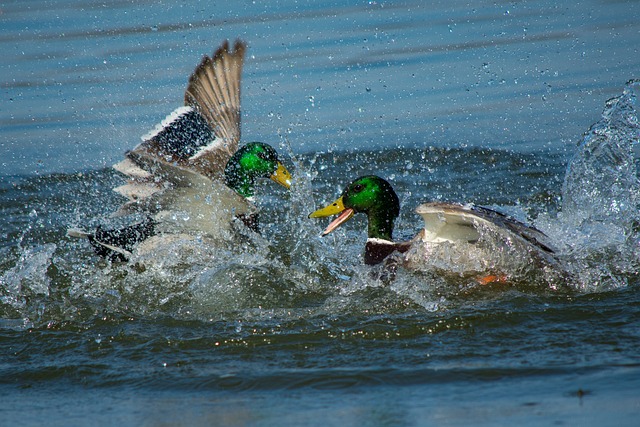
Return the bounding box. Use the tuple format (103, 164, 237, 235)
(67, 228, 92, 239)
(66, 217, 156, 262)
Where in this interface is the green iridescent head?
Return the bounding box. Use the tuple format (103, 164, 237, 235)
(224, 142, 292, 198)
(309, 175, 400, 240)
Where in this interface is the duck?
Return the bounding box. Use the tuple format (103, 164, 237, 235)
(68, 40, 292, 261)
(309, 175, 568, 284)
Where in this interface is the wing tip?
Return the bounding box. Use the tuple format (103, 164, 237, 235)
(187, 39, 247, 90)
(213, 38, 247, 61)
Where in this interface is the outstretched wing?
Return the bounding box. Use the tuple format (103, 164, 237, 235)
(415, 202, 556, 254)
(112, 40, 247, 212)
(185, 39, 245, 152)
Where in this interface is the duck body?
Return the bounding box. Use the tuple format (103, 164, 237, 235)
(69, 40, 292, 260)
(408, 202, 563, 280)
(310, 175, 567, 284)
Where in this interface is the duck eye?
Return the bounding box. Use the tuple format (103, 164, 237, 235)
(352, 184, 364, 193)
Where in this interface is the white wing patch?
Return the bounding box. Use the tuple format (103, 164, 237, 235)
(141, 106, 194, 142)
(113, 183, 162, 202)
(189, 134, 228, 160)
(113, 158, 151, 179)
(415, 204, 484, 243)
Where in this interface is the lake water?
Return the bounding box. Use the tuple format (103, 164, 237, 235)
(1, 1, 640, 426)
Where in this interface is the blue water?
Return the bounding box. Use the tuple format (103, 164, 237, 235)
(2, 1, 640, 426)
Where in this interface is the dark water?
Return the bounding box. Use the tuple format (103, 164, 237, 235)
(2, 1, 640, 426)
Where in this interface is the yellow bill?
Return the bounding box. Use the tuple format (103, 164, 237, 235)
(308, 196, 355, 236)
(270, 162, 292, 189)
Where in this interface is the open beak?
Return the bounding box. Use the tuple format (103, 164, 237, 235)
(270, 162, 292, 189)
(308, 196, 355, 236)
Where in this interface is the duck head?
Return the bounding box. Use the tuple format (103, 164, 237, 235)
(224, 142, 292, 198)
(309, 175, 400, 241)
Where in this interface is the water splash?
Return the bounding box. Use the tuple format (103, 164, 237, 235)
(0, 244, 56, 326)
(3, 83, 640, 325)
(541, 79, 640, 291)
(562, 79, 640, 224)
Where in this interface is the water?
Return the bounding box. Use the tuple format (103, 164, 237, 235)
(2, 1, 640, 426)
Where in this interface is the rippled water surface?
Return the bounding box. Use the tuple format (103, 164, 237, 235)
(2, 1, 640, 426)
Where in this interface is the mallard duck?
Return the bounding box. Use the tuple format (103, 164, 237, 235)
(309, 175, 566, 284)
(68, 40, 292, 261)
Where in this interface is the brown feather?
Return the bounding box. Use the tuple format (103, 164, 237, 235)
(114, 39, 248, 208)
(185, 39, 245, 154)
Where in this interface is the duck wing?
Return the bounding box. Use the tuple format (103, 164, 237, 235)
(112, 154, 253, 240)
(415, 202, 556, 254)
(184, 39, 245, 155)
(112, 40, 246, 211)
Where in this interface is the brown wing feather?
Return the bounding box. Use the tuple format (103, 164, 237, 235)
(184, 39, 245, 155)
(113, 40, 247, 209)
(416, 202, 557, 254)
